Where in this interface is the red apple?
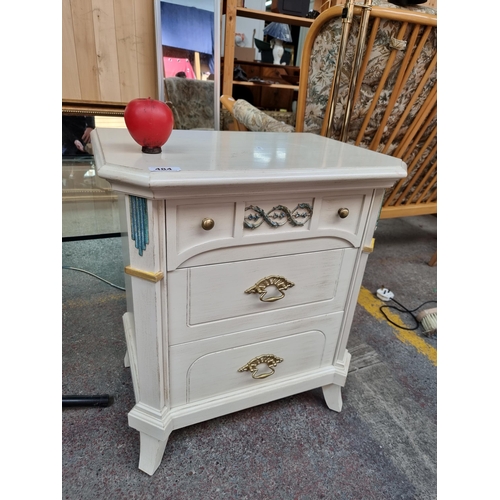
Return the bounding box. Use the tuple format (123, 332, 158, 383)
(124, 97, 174, 154)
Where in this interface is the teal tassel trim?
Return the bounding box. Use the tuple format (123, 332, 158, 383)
(130, 196, 149, 256)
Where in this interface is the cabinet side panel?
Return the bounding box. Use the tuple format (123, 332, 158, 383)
(124, 198, 168, 409)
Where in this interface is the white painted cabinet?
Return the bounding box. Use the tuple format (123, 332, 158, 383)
(93, 128, 406, 475)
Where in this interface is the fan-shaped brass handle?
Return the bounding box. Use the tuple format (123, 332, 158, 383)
(201, 218, 215, 230)
(238, 354, 284, 379)
(338, 208, 349, 219)
(245, 275, 295, 302)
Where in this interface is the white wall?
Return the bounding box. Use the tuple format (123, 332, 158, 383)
(221, 0, 266, 61)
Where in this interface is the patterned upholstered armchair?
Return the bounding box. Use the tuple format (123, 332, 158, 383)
(220, 96, 295, 133)
(164, 77, 215, 130)
(221, 0, 437, 220)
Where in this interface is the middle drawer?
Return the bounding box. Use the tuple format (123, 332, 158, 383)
(167, 247, 357, 345)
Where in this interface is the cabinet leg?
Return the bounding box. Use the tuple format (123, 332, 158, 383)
(322, 383, 343, 412)
(138, 432, 169, 476)
(428, 251, 437, 266)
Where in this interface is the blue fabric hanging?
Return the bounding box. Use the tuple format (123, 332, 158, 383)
(161, 2, 214, 56)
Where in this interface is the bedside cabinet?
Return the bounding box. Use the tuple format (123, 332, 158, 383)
(92, 128, 406, 475)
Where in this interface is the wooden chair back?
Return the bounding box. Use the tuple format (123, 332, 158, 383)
(295, 1, 437, 218)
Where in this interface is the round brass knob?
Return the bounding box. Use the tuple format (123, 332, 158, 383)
(338, 208, 349, 219)
(201, 218, 215, 230)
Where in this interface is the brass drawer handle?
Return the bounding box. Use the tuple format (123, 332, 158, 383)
(238, 354, 284, 379)
(338, 208, 349, 219)
(201, 218, 215, 230)
(244, 275, 295, 302)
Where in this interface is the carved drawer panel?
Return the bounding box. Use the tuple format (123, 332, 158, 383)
(167, 248, 357, 345)
(169, 201, 237, 264)
(316, 193, 370, 246)
(242, 193, 369, 248)
(242, 197, 314, 234)
(166, 193, 370, 270)
(168, 314, 343, 407)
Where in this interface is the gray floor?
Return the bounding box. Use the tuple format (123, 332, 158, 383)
(62, 214, 437, 499)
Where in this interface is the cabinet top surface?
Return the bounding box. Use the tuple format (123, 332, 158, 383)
(92, 128, 406, 191)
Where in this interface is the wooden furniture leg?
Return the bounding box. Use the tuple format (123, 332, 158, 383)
(139, 432, 170, 476)
(322, 383, 343, 412)
(428, 251, 437, 266)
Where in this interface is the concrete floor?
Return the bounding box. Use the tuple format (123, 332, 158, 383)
(62, 214, 437, 499)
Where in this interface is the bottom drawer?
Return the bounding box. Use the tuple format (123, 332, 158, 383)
(169, 314, 343, 407)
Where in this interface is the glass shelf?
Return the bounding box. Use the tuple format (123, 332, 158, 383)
(62, 155, 122, 240)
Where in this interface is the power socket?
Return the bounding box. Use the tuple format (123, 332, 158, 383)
(376, 287, 394, 301)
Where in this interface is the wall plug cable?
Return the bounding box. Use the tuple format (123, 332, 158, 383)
(376, 287, 436, 333)
(62, 266, 126, 291)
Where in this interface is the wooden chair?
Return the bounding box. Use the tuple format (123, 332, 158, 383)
(221, 0, 437, 220)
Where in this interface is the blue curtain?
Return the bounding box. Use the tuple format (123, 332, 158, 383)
(161, 2, 214, 56)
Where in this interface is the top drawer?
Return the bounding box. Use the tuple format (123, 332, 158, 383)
(165, 191, 372, 270)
